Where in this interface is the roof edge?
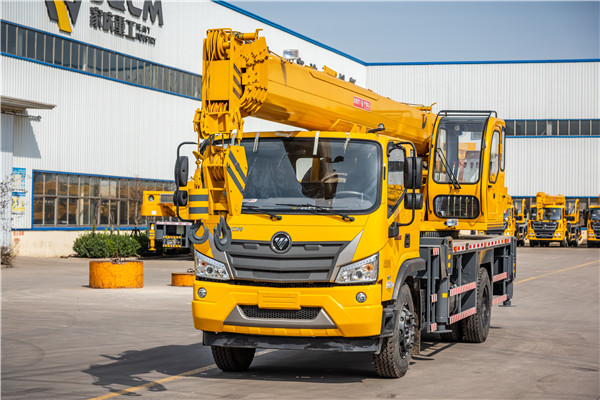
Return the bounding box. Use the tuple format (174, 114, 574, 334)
(213, 0, 367, 66)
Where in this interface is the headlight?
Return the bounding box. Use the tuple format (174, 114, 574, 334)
(335, 254, 378, 284)
(589, 232, 594, 237)
(554, 232, 561, 237)
(195, 250, 230, 280)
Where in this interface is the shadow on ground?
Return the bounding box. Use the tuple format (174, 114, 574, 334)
(83, 336, 461, 395)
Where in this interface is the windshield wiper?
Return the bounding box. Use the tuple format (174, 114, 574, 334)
(241, 205, 282, 221)
(275, 203, 355, 222)
(435, 148, 462, 189)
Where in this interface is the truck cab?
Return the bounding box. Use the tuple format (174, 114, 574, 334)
(586, 195, 600, 247)
(527, 193, 581, 247)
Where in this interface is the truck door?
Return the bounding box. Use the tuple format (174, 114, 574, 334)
(486, 128, 502, 224)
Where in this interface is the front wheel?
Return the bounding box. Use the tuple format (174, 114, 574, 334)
(211, 346, 255, 372)
(373, 284, 416, 378)
(462, 268, 492, 343)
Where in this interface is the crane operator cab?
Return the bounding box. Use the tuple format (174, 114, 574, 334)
(424, 111, 507, 235)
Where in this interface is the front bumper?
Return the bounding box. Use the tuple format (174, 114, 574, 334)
(192, 280, 383, 337)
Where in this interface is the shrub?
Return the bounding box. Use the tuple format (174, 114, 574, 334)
(1, 246, 16, 267)
(73, 231, 144, 258)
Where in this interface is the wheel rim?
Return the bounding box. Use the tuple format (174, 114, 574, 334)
(481, 284, 490, 328)
(397, 305, 416, 359)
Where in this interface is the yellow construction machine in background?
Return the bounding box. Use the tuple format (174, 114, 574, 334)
(527, 192, 582, 247)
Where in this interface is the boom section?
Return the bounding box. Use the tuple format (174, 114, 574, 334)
(194, 28, 432, 154)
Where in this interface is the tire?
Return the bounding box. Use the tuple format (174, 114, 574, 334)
(462, 268, 492, 343)
(211, 346, 255, 372)
(440, 322, 463, 342)
(560, 237, 567, 247)
(373, 284, 416, 378)
(530, 240, 537, 247)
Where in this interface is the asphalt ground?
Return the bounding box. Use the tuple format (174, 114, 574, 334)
(2, 247, 599, 400)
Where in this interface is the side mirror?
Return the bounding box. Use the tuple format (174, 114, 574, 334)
(404, 157, 423, 190)
(405, 193, 423, 210)
(175, 156, 189, 187)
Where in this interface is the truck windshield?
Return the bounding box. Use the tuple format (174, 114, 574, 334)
(590, 209, 600, 221)
(240, 138, 380, 213)
(542, 207, 562, 221)
(433, 118, 485, 184)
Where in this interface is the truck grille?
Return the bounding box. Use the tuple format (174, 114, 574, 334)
(433, 195, 479, 219)
(239, 305, 321, 320)
(225, 240, 347, 282)
(591, 222, 600, 236)
(532, 221, 558, 239)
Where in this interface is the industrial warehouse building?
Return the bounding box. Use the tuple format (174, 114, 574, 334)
(1, 1, 599, 256)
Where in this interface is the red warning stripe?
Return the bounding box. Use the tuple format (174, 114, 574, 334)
(432, 248, 440, 256)
(431, 294, 438, 303)
(468, 237, 512, 250)
(453, 245, 466, 252)
(429, 323, 437, 333)
(449, 307, 477, 324)
(449, 281, 477, 297)
(493, 294, 508, 305)
(493, 272, 508, 282)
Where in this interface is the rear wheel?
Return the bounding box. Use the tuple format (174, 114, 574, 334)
(462, 268, 491, 343)
(211, 346, 255, 372)
(373, 284, 416, 378)
(530, 240, 537, 247)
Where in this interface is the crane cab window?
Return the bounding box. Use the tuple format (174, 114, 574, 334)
(433, 118, 485, 185)
(489, 130, 500, 183)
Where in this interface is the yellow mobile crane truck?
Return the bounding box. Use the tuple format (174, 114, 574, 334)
(586, 195, 600, 247)
(146, 29, 516, 378)
(528, 192, 582, 247)
(141, 191, 194, 253)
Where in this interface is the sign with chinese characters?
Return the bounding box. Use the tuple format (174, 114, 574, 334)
(45, 0, 163, 46)
(11, 168, 26, 215)
(353, 96, 371, 112)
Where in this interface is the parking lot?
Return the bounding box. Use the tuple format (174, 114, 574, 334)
(2, 247, 599, 400)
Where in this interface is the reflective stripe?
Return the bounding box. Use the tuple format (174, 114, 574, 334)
(228, 151, 246, 183)
(189, 194, 208, 202)
(227, 164, 244, 194)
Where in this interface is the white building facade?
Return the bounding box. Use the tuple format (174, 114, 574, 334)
(1, 1, 598, 256)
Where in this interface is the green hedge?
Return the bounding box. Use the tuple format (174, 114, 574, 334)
(73, 232, 148, 258)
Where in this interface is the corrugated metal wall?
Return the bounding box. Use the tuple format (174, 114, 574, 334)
(366, 62, 599, 119)
(1, 1, 367, 230)
(505, 137, 600, 197)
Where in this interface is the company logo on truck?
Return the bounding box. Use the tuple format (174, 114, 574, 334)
(271, 232, 292, 253)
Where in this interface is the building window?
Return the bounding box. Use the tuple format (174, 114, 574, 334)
(1, 21, 201, 100)
(32, 171, 174, 227)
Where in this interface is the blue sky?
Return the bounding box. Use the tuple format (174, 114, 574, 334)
(227, 1, 600, 63)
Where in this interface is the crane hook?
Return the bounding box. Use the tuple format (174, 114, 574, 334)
(213, 216, 232, 251)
